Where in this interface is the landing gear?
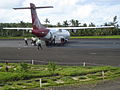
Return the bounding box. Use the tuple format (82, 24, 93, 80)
(45, 41, 54, 46)
(45, 41, 51, 46)
(45, 39, 66, 47)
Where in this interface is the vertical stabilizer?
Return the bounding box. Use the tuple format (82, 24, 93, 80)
(13, 3, 53, 37)
(13, 3, 53, 30)
(30, 3, 44, 30)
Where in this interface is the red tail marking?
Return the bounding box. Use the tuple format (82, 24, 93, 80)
(30, 3, 44, 30)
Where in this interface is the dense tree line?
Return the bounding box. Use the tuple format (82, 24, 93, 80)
(0, 21, 32, 37)
(0, 16, 120, 37)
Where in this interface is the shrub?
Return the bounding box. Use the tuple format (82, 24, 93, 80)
(20, 63, 29, 72)
(47, 62, 57, 74)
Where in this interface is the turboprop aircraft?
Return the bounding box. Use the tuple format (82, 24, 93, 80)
(4, 3, 114, 46)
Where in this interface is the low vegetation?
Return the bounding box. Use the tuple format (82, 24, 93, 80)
(71, 35, 120, 39)
(0, 62, 120, 90)
(0, 37, 29, 39)
(1, 35, 120, 40)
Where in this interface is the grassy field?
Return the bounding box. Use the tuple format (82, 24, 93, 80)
(0, 37, 30, 39)
(0, 62, 120, 90)
(71, 35, 120, 39)
(0, 35, 120, 39)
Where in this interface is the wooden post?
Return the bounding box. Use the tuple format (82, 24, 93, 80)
(102, 71, 105, 80)
(32, 60, 34, 65)
(40, 78, 42, 87)
(83, 62, 86, 67)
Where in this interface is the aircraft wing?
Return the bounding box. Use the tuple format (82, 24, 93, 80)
(3, 26, 114, 30)
(3, 27, 32, 30)
(47, 26, 114, 29)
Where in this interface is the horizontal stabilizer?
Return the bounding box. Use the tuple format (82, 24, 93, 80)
(13, 7, 30, 9)
(36, 6, 53, 8)
(13, 6, 53, 10)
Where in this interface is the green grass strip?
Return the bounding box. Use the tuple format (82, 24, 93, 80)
(0, 35, 120, 39)
(71, 35, 120, 39)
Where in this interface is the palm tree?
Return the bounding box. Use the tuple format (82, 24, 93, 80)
(75, 20, 80, 27)
(89, 22, 95, 27)
(113, 16, 117, 24)
(104, 22, 109, 26)
(83, 23, 87, 27)
(44, 18, 50, 24)
(57, 22, 62, 27)
(63, 20, 69, 27)
(70, 19, 80, 27)
(107, 16, 118, 27)
(70, 19, 75, 26)
(19, 21, 26, 36)
(44, 18, 50, 27)
(20, 21, 26, 27)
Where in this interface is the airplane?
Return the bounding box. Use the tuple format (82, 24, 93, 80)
(3, 3, 114, 46)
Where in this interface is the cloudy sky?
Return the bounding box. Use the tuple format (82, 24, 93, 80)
(0, 0, 120, 26)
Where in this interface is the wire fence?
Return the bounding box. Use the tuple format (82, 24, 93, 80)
(0, 59, 111, 66)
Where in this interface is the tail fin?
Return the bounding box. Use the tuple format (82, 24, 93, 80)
(30, 3, 44, 29)
(13, 3, 53, 30)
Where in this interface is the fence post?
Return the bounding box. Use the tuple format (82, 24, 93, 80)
(102, 71, 105, 80)
(32, 60, 34, 65)
(83, 62, 86, 67)
(40, 78, 42, 87)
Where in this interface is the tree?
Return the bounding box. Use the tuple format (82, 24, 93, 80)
(70, 19, 80, 27)
(108, 16, 118, 26)
(104, 22, 109, 26)
(70, 19, 75, 26)
(113, 16, 117, 24)
(75, 20, 80, 26)
(57, 22, 62, 27)
(20, 21, 26, 27)
(83, 23, 87, 27)
(44, 18, 50, 24)
(89, 22, 95, 27)
(63, 20, 69, 27)
(44, 18, 50, 27)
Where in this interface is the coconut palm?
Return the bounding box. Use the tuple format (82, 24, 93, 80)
(63, 20, 69, 27)
(44, 18, 50, 27)
(70, 19, 80, 27)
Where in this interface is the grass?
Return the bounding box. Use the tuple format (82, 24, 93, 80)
(0, 37, 31, 39)
(71, 35, 120, 39)
(0, 63, 120, 90)
(0, 35, 120, 39)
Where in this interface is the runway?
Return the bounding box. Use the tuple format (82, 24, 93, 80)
(0, 39, 120, 66)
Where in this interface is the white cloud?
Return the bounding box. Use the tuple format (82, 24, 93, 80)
(0, 0, 120, 26)
(0, 0, 22, 9)
(72, 4, 94, 18)
(87, 4, 120, 25)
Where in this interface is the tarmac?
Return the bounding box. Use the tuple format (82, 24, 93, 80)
(0, 39, 120, 90)
(0, 39, 120, 66)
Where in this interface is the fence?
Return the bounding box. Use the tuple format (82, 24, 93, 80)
(0, 59, 111, 66)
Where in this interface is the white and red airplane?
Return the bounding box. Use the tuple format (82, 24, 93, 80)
(4, 3, 114, 45)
